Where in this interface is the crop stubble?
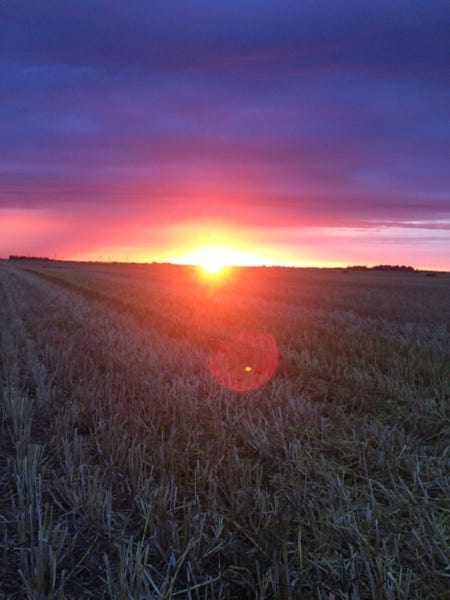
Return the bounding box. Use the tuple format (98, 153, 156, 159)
(0, 261, 449, 598)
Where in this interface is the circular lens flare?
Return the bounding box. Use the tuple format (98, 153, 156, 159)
(208, 332, 278, 392)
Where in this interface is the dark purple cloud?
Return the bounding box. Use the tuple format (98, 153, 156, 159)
(2, 1, 448, 76)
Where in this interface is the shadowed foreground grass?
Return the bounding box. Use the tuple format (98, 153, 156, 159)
(0, 261, 449, 598)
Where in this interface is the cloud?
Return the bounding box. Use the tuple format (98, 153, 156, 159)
(2, 1, 448, 78)
(1, 1, 449, 266)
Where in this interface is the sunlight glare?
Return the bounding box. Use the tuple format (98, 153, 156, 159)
(185, 246, 235, 274)
(174, 244, 268, 273)
(200, 247, 226, 274)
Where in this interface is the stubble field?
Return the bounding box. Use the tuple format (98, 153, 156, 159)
(0, 260, 449, 599)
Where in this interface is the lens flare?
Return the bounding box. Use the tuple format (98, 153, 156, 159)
(208, 332, 278, 392)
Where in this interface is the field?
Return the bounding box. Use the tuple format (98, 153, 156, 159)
(0, 260, 449, 599)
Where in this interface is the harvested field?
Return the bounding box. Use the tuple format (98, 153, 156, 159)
(0, 260, 449, 599)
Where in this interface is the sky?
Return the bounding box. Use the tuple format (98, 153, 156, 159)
(1, 0, 449, 269)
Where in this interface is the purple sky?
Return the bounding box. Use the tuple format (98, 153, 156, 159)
(1, 0, 449, 268)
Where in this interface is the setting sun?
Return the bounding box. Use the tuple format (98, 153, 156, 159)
(173, 244, 270, 272)
(197, 247, 227, 274)
(203, 263, 223, 274)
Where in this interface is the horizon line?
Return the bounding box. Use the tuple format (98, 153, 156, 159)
(3, 255, 448, 273)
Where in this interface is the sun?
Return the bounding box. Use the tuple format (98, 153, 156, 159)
(171, 241, 269, 273)
(202, 260, 224, 274)
(195, 246, 227, 274)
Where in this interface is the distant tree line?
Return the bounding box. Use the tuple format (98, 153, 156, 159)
(345, 265, 416, 272)
(9, 255, 52, 261)
(6, 256, 419, 273)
